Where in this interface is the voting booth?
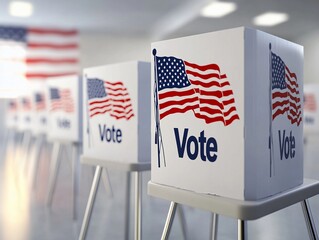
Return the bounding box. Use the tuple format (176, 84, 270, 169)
(82, 61, 151, 163)
(5, 98, 19, 130)
(17, 90, 34, 132)
(79, 61, 151, 240)
(30, 81, 47, 136)
(151, 27, 304, 201)
(304, 84, 319, 135)
(45, 75, 82, 220)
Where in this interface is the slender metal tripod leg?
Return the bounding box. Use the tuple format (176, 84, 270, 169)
(301, 200, 318, 240)
(238, 220, 247, 240)
(210, 213, 219, 240)
(32, 136, 44, 189)
(79, 166, 102, 240)
(46, 143, 62, 207)
(134, 172, 142, 240)
(124, 172, 131, 240)
(161, 202, 178, 240)
(72, 143, 81, 221)
(177, 205, 188, 240)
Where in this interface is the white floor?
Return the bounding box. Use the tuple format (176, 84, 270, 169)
(0, 130, 319, 240)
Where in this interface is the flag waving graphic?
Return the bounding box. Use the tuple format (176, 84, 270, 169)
(271, 51, 302, 126)
(154, 53, 240, 126)
(87, 78, 134, 120)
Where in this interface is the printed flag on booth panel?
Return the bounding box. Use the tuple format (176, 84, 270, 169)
(153, 52, 240, 126)
(35, 92, 46, 111)
(304, 93, 316, 113)
(87, 78, 134, 120)
(271, 50, 302, 126)
(50, 88, 74, 113)
(0, 26, 79, 81)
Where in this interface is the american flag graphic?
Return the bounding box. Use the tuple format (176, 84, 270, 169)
(35, 92, 46, 111)
(87, 78, 134, 120)
(271, 51, 302, 126)
(50, 88, 74, 113)
(304, 93, 316, 112)
(8, 100, 18, 112)
(22, 97, 32, 111)
(0, 26, 79, 80)
(154, 54, 240, 126)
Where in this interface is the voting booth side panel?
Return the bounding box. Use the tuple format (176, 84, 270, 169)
(304, 84, 319, 135)
(244, 28, 304, 200)
(138, 62, 151, 162)
(46, 75, 81, 143)
(83, 62, 139, 163)
(151, 27, 245, 200)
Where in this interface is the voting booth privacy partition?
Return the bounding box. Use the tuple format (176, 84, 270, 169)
(18, 86, 34, 132)
(5, 98, 19, 130)
(30, 81, 47, 136)
(82, 61, 151, 163)
(304, 84, 319, 135)
(151, 27, 304, 200)
(46, 75, 82, 143)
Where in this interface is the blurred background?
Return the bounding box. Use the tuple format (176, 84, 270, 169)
(1, 0, 319, 239)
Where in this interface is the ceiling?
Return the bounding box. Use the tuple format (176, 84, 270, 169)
(0, 0, 319, 41)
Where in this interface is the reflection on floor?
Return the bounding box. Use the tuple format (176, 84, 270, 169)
(0, 130, 319, 240)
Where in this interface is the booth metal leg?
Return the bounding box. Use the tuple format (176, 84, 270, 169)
(72, 143, 81, 221)
(79, 165, 102, 240)
(301, 200, 318, 240)
(124, 172, 131, 240)
(161, 202, 178, 240)
(30, 135, 44, 189)
(177, 205, 188, 240)
(134, 172, 142, 240)
(46, 142, 62, 207)
(210, 213, 219, 240)
(238, 220, 247, 240)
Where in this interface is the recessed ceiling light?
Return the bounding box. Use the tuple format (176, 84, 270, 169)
(253, 12, 289, 26)
(201, 2, 237, 18)
(9, 1, 33, 18)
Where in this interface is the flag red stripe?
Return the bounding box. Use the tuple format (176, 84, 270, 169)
(159, 89, 196, 100)
(285, 66, 297, 80)
(26, 58, 78, 64)
(160, 104, 198, 119)
(186, 70, 225, 80)
(184, 61, 220, 72)
(189, 79, 228, 88)
(27, 43, 78, 49)
(28, 28, 77, 36)
(26, 72, 77, 78)
(90, 103, 112, 112)
(199, 99, 224, 110)
(90, 108, 112, 118)
(160, 96, 198, 110)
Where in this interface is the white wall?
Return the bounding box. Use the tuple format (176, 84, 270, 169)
(295, 31, 319, 84)
(80, 32, 152, 68)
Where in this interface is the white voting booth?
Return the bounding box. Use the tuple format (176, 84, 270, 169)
(4, 98, 20, 158)
(28, 81, 48, 188)
(147, 27, 317, 240)
(304, 84, 319, 135)
(80, 61, 151, 240)
(45, 75, 82, 220)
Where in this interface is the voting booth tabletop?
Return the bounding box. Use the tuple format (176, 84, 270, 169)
(148, 179, 319, 240)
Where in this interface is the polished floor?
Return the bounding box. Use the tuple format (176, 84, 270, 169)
(0, 130, 319, 240)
